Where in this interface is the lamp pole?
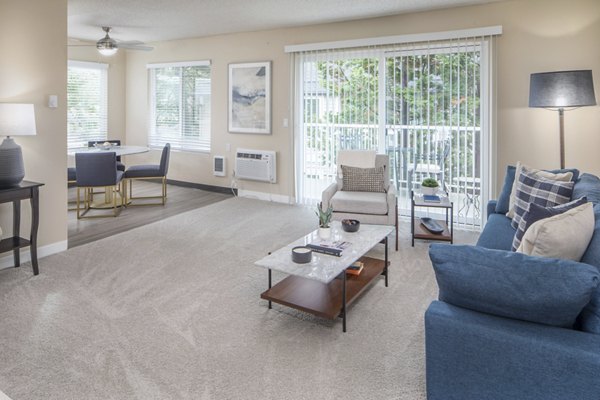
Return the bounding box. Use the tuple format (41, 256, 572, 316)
(558, 107, 565, 169)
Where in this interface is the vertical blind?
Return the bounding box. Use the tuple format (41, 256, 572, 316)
(148, 61, 211, 152)
(67, 61, 108, 149)
(292, 32, 497, 228)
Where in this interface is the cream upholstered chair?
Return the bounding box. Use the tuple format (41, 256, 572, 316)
(321, 151, 398, 250)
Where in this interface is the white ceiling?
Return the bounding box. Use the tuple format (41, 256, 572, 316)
(68, 0, 501, 43)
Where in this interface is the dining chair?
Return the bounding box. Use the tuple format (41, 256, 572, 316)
(75, 152, 125, 219)
(124, 143, 170, 206)
(87, 140, 126, 171)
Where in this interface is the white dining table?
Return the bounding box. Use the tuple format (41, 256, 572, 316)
(67, 145, 149, 157)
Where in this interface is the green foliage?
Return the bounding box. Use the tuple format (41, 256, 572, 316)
(421, 178, 439, 188)
(302, 48, 483, 180)
(315, 202, 333, 228)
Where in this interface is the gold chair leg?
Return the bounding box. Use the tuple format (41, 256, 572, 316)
(76, 187, 81, 219)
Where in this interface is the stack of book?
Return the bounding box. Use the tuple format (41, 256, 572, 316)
(423, 194, 441, 203)
(346, 261, 364, 276)
(307, 240, 351, 257)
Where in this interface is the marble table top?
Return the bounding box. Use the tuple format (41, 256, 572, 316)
(254, 221, 393, 284)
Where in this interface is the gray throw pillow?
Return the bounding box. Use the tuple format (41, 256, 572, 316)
(341, 165, 386, 193)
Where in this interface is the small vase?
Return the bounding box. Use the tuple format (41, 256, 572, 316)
(318, 227, 331, 240)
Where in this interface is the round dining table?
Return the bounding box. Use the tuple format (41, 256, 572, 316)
(68, 145, 150, 209)
(67, 145, 149, 157)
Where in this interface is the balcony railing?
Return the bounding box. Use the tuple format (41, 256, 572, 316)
(301, 123, 483, 227)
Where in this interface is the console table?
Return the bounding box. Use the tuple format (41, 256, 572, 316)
(0, 181, 44, 275)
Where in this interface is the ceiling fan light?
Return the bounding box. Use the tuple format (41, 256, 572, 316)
(98, 47, 118, 56)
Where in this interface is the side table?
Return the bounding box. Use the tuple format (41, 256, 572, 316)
(0, 181, 44, 275)
(411, 190, 453, 246)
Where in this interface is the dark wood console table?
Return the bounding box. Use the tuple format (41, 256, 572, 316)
(0, 181, 44, 275)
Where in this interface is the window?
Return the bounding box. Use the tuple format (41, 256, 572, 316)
(67, 61, 108, 149)
(148, 61, 211, 152)
(291, 29, 500, 228)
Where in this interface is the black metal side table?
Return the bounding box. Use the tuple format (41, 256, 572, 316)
(411, 190, 454, 247)
(0, 181, 44, 275)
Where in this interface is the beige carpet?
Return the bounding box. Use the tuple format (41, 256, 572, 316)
(0, 197, 478, 400)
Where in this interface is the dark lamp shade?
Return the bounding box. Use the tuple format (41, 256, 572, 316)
(529, 70, 596, 108)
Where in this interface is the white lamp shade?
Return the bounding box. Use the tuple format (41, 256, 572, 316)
(0, 103, 37, 136)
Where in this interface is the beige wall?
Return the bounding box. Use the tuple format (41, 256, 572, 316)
(0, 0, 68, 254)
(126, 0, 600, 198)
(67, 42, 127, 166)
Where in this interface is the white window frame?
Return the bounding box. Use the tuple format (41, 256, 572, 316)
(147, 60, 212, 153)
(67, 60, 108, 149)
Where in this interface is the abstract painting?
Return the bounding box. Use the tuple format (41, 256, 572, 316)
(228, 61, 271, 134)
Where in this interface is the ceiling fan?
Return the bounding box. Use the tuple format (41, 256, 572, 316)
(69, 27, 153, 56)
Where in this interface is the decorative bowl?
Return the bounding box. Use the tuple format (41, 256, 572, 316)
(94, 142, 113, 150)
(342, 219, 360, 233)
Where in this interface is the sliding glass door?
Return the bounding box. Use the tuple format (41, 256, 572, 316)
(295, 39, 492, 228)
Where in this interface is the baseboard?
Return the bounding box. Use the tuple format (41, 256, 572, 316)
(0, 240, 68, 270)
(166, 179, 237, 196)
(237, 189, 294, 204)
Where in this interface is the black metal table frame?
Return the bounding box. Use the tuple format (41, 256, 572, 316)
(266, 236, 389, 333)
(411, 190, 454, 247)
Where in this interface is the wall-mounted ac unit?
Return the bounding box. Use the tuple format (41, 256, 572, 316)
(234, 149, 276, 183)
(213, 156, 226, 177)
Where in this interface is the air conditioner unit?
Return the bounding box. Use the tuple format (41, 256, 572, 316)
(213, 156, 226, 177)
(234, 149, 276, 183)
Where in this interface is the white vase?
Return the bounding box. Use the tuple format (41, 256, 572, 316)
(318, 227, 331, 240)
(421, 187, 438, 196)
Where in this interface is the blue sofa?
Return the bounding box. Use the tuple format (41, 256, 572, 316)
(425, 171, 600, 400)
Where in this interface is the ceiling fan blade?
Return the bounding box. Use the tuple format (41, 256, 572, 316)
(116, 40, 145, 46)
(67, 44, 96, 47)
(118, 43, 154, 51)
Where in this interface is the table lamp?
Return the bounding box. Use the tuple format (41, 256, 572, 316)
(529, 70, 596, 169)
(0, 103, 37, 187)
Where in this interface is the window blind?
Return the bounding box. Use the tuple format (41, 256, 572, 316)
(148, 61, 211, 152)
(67, 61, 108, 149)
(291, 31, 499, 229)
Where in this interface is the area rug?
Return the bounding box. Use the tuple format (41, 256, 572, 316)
(0, 197, 477, 400)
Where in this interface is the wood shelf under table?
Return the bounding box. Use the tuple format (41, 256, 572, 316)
(412, 218, 452, 242)
(260, 256, 387, 320)
(0, 236, 31, 253)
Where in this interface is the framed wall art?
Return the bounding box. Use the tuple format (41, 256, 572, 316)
(228, 61, 271, 134)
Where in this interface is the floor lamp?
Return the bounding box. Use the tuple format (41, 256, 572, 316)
(529, 70, 596, 169)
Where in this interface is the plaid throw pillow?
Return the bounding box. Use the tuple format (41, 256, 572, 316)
(341, 165, 386, 193)
(512, 197, 587, 251)
(511, 166, 575, 230)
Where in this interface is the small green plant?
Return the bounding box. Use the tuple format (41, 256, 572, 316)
(315, 202, 333, 228)
(421, 178, 440, 188)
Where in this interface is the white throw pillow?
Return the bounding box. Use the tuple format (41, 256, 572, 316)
(506, 161, 573, 218)
(517, 202, 594, 261)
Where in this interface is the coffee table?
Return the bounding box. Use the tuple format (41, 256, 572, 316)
(255, 221, 393, 332)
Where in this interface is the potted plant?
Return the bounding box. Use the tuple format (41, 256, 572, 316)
(421, 178, 440, 195)
(316, 202, 333, 239)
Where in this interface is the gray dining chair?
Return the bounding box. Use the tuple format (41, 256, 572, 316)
(75, 152, 125, 218)
(88, 140, 126, 171)
(124, 143, 170, 206)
